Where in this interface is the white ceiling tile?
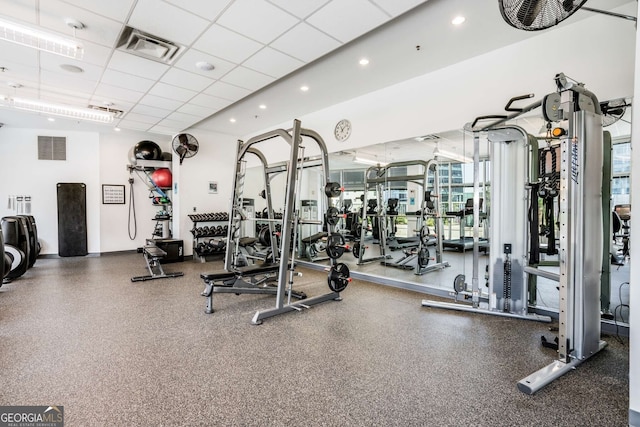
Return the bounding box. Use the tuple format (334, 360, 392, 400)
(94, 82, 145, 103)
(217, 0, 298, 44)
(152, 118, 192, 131)
(108, 50, 170, 80)
(165, 111, 199, 123)
(38, 0, 124, 48)
(203, 81, 251, 101)
(177, 103, 215, 118)
(39, 69, 96, 93)
(76, 39, 113, 67)
(147, 82, 197, 102)
(39, 52, 104, 81)
(0, 0, 37, 24)
(372, 0, 426, 17)
(190, 93, 233, 109)
(129, 104, 172, 118)
(270, 22, 340, 62)
(307, 0, 389, 43)
(148, 125, 182, 135)
(165, 0, 233, 21)
(192, 24, 263, 64)
(173, 48, 237, 79)
(267, 0, 330, 19)
(100, 69, 156, 93)
(117, 119, 153, 131)
(128, 0, 210, 46)
(123, 112, 161, 124)
(138, 94, 184, 111)
(220, 67, 274, 91)
(160, 68, 214, 92)
(0, 40, 38, 68)
(33, 88, 91, 106)
(57, 0, 136, 22)
(243, 47, 304, 78)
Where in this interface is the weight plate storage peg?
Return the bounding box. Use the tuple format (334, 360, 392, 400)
(325, 233, 347, 259)
(327, 262, 351, 292)
(324, 182, 343, 198)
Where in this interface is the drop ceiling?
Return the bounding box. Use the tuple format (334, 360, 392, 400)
(0, 0, 431, 134)
(0, 0, 635, 138)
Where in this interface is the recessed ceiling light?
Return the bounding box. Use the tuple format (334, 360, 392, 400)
(47, 117, 55, 122)
(359, 58, 369, 66)
(60, 64, 83, 73)
(229, 118, 236, 123)
(259, 104, 266, 109)
(300, 85, 309, 92)
(196, 61, 215, 71)
(452, 16, 466, 25)
(114, 127, 121, 131)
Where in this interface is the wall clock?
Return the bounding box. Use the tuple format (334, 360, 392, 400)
(334, 119, 352, 142)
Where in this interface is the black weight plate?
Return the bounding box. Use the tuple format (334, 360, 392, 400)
(326, 207, 340, 226)
(418, 247, 430, 268)
(327, 262, 350, 292)
(324, 182, 342, 198)
(325, 233, 345, 259)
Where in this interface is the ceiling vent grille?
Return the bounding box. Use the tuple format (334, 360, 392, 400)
(116, 26, 183, 64)
(38, 136, 66, 161)
(88, 105, 124, 118)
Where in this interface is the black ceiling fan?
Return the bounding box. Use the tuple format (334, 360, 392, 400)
(499, 0, 636, 31)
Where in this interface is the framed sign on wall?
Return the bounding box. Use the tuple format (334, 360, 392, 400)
(102, 184, 125, 204)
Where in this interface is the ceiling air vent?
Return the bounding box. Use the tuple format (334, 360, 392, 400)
(88, 105, 124, 119)
(116, 26, 183, 64)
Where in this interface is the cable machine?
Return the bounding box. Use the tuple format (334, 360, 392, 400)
(423, 73, 608, 394)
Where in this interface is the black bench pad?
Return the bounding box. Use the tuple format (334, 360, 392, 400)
(301, 232, 328, 244)
(235, 264, 280, 275)
(200, 271, 237, 281)
(144, 245, 166, 258)
(239, 237, 259, 247)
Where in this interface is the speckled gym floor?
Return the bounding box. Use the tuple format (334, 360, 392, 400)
(0, 253, 629, 426)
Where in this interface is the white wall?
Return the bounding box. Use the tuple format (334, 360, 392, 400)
(172, 129, 237, 256)
(629, 4, 639, 424)
(0, 127, 101, 254)
(98, 129, 171, 252)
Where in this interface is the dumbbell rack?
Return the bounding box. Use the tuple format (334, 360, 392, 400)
(189, 212, 229, 262)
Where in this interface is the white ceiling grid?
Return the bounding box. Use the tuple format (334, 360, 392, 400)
(0, 0, 425, 134)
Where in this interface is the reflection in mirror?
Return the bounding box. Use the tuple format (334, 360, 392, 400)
(317, 110, 631, 326)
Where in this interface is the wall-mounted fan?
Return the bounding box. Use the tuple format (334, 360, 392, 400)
(600, 98, 631, 127)
(172, 133, 199, 165)
(499, 0, 636, 31)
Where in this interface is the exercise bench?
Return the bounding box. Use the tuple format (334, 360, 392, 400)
(131, 244, 184, 282)
(200, 264, 306, 314)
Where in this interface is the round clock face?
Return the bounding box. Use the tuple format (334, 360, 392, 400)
(334, 119, 352, 141)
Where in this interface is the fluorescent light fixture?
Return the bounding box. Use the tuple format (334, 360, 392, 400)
(3, 97, 114, 123)
(354, 156, 387, 166)
(0, 17, 83, 59)
(433, 148, 473, 163)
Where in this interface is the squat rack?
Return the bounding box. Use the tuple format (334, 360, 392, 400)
(356, 159, 448, 274)
(225, 119, 348, 324)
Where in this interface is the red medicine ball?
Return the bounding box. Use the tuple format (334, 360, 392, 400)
(151, 168, 172, 189)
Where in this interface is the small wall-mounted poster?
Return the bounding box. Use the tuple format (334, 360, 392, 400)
(208, 181, 218, 194)
(102, 184, 125, 204)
